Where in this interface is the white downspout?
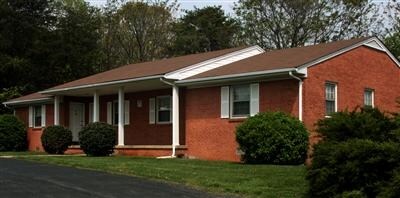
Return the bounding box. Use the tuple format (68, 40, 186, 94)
(289, 71, 303, 121)
(159, 78, 179, 158)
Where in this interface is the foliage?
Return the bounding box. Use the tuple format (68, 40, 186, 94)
(316, 108, 397, 142)
(236, 112, 309, 164)
(308, 139, 400, 198)
(41, 125, 72, 154)
(308, 108, 400, 197)
(234, 0, 380, 50)
(0, 114, 26, 151)
(172, 6, 240, 55)
(0, 86, 23, 114)
(79, 122, 116, 156)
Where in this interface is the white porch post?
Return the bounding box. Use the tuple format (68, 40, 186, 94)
(93, 90, 100, 122)
(54, 96, 60, 125)
(172, 85, 180, 155)
(118, 87, 125, 146)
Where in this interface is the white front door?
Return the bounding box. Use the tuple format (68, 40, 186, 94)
(69, 103, 85, 142)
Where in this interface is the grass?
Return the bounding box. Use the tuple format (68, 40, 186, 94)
(2, 152, 308, 197)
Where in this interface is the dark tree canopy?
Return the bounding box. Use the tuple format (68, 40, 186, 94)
(172, 6, 240, 55)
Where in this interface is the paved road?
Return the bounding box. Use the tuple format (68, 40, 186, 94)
(0, 158, 216, 198)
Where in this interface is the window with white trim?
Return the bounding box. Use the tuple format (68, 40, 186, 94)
(325, 83, 337, 115)
(156, 96, 172, 123)
(364, 89, 374, 107)
(231, 84, 250, 117)
(109, 100, 130, 125)
(33, 105, 42, 128)
(112, 101, 118, 125)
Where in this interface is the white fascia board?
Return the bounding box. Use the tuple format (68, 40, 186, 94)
(298, 37, 400, 70)
(176, 68, 297, 85)
(40, 75, 164, 94)
(164, 46, 265, 80)
(3, 98, 53, 106)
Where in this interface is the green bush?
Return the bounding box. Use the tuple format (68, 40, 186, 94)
(308, 108, 400, 198)
(308, 139, 400, 198)
(41, 125, 72, 154)
(236, 111, 309, 164)
(79, 122, 116, 156)
(316, 108, 397, 142)
(0, 114, 26, 151)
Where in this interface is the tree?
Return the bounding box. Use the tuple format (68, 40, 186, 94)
(103, 0, 177, 65)
(234, 0, 378, 50)
(385, 1, 400, 60)
(172, 6, 240, 55)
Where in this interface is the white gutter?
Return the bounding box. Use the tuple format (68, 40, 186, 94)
(40, 75, 164, 94)
(289, 71, 303, 121)
(3, 97, 53, 106)
(176, 68, 297, 85)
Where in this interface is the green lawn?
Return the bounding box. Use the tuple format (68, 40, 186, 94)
(3, 153, 308, 198)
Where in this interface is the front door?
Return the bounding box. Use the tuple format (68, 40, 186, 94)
(69, 103, 85, 142)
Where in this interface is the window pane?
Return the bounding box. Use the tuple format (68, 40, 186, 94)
(326, 101, 335, 115)
(325, 84, 335, 101)
(158, 111, 170, 122)
(364, 90, 373, 106)
(158, 97, 171, 110)
(233, 85, 250, 102)
(113, 102, 118, 125)
(34, 106, 41, 127)
(233, 101, 250, 116)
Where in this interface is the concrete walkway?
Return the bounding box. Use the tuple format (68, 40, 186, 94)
(0, 158, 217, 198)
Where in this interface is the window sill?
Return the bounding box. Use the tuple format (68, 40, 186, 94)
(228, 118, 247, 123)
(156, 122, 172, 125)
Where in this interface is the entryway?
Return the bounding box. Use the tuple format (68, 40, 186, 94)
(69, 102, 85, 142)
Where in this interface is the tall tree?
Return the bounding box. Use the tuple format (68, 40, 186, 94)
(102, 0, 177, 66)
(172, 6, 240, 55)
(234, 0, 378, 50)
(385, 1, 400, 60)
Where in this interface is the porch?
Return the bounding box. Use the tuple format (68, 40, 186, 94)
(44, 77, 186, 157)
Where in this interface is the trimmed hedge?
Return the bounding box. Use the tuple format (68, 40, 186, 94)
(41, 125, 72, 154)
(236, 111, 309, 164)
(308, 108, 400, 197)
(79, 122, 116, 156)
(0, 114, 26, 151)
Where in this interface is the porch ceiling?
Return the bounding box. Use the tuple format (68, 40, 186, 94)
(54, 78, 170, 97)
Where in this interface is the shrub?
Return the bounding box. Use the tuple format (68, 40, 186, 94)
(236, 111, 309, 164)
(316, 108, 397, 142)
(41, 125, 72, 154)
(308, 139, 400, 198)
(308, 108, 400, 197)
(79, 122, 116, 156)
(0, 114, 26, 151)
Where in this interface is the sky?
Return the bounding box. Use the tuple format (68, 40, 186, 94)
(85, 0, 237, 14)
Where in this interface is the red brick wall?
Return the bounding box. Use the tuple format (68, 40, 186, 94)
(185, 80, 299, 161)
(303, 46, 400, 143)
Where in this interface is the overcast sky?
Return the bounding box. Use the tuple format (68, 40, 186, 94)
(85, 0, 237, 14)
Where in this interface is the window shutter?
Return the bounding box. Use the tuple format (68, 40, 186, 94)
(220, 86, 230, 118)
(124, 100, 130, 125)
(28, 106, 33, 127)
(250, 83, 259, 116)
(88, 103, 93, 123)
(41, 105, 46, 127)
(107, 102, 112, 124)
(149, 98, 155, 124)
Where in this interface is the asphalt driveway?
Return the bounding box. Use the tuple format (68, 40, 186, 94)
(0, 158, 216, 198)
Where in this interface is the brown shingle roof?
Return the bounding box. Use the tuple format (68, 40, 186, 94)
(45, 47, 245, 91)
(5, 92, 51, 104)
(187, 37, 371, 80)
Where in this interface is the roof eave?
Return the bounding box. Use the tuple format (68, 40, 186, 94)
(3, 98, 53, 106)
(175, 68, 299, 86)
(40, 75, 164, 94)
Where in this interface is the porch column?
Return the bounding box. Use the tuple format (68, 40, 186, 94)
(172, 85, 180, 146)
(93, 90, 100, 122)
(118, 87, 125, 146)
(54, 96, 60, 125)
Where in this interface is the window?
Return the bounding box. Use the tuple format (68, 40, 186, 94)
(33, 105, 42, 128)
(325, 83, 337, 116)
(231, 84, 250, 117)
(157, 96, 171, 123)
(107, 100, 129, 125)
(364, 89, 374, 107)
